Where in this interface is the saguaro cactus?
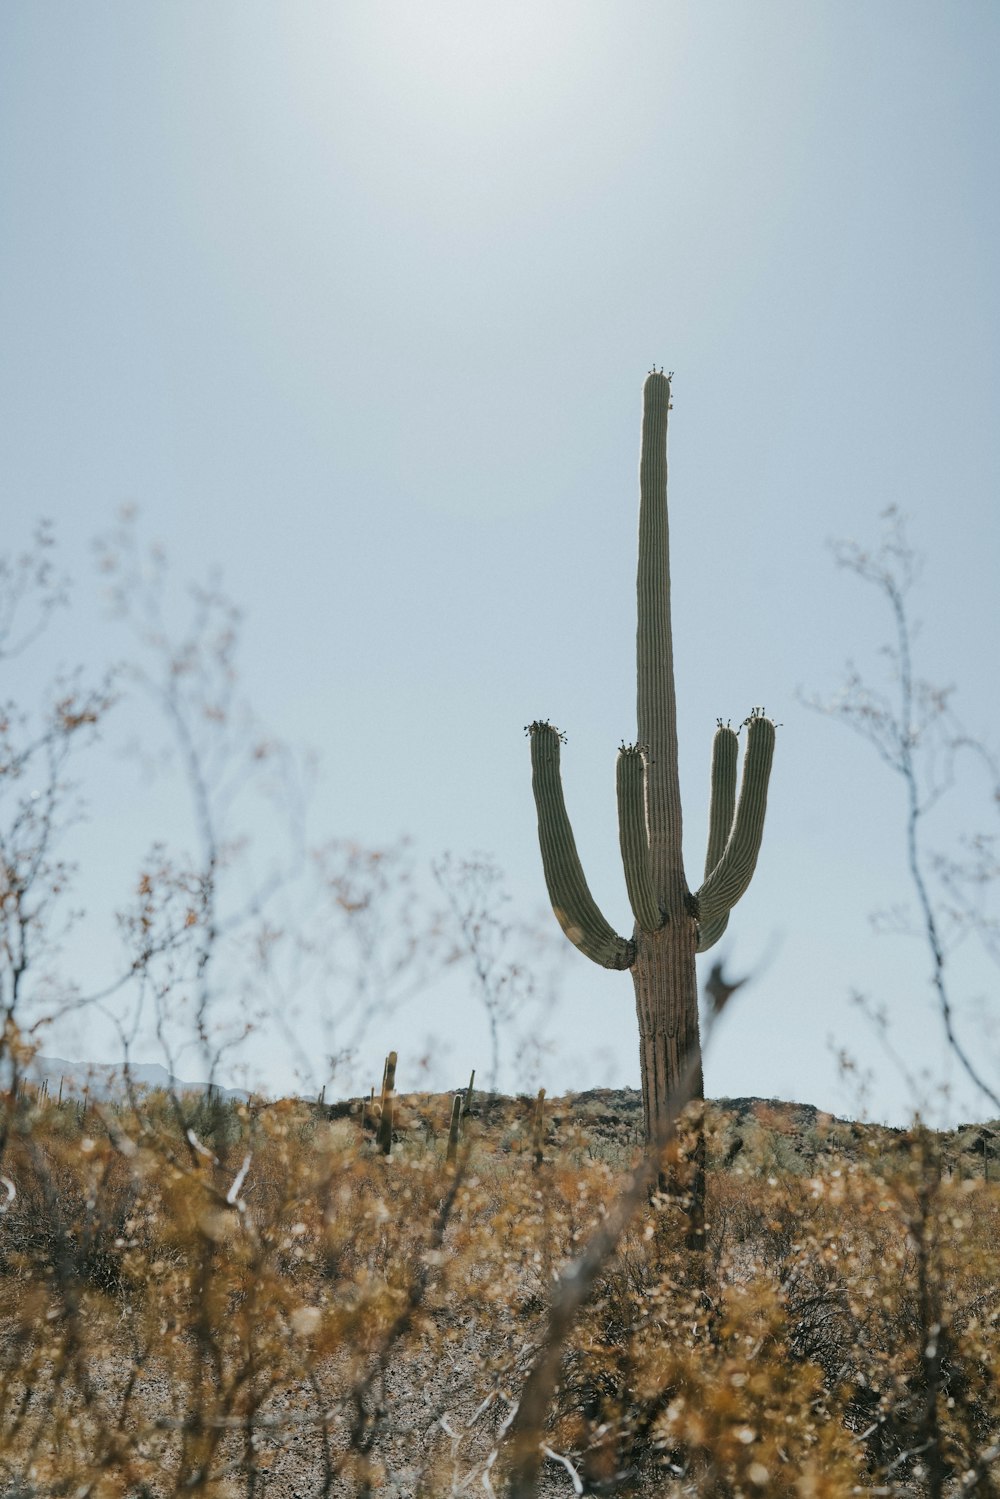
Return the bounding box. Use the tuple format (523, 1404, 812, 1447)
(527, 371, 774, 1154)
(446, 1093, 463, 1164)
(376, 1050, 397, 1156)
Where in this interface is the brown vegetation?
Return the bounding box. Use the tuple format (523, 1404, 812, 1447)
(0, 1084, 998, 1496)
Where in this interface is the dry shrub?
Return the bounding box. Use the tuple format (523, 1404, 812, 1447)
(0, 1091, 998, 1496)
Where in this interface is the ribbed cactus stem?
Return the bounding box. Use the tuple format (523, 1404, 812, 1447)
(446, 1093, 462, 1164)
(376, 1050, 397, 1157)
(695, 724, 739, 952)
(616, 744, 661, 932)
(528, 722, 633, 970)
(696, 713, 775, 933)
(637, 372, 685, 907)
(704, 724, 739, 872)
(532, 1087, 546, 1170)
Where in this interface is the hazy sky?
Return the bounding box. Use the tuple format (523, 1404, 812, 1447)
(2, 3, 998, 1123)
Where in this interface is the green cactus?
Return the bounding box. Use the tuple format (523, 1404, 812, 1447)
(526, 372, 775, 1162)
(376, 1049, 397, 1156)
(446, 1092, 463, 1163)
(532, 1087, 546, 1170)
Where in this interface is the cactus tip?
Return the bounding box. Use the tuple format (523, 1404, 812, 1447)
(526, 719, 567, 744)
(741, 707, 781, 732)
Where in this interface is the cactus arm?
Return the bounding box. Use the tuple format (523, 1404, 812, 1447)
(695, 713, 775, 932)
(703, 723, 739, 874)
(695, 724, 739, 952)
(528, 721, 634, 970)
(616, 744, 662, 932)
(696, 909, 731, 954)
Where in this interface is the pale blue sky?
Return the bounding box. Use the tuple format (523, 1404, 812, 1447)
(1, 3, 998, 1121)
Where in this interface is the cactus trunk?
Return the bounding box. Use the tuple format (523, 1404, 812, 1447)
(632, 924, 702, 1144)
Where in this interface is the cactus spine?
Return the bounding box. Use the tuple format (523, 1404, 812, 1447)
(527, 372, 775, 1153)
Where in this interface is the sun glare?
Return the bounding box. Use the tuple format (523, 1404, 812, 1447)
(355, 2, 606, 128)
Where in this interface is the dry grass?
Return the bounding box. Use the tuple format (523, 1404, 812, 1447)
(0, 1087, 997, 1496)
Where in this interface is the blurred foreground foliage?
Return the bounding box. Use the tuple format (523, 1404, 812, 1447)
(0, 1083, 998, 1497)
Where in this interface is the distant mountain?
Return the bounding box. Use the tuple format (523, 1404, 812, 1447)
(10, 1055, 248, 1103)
